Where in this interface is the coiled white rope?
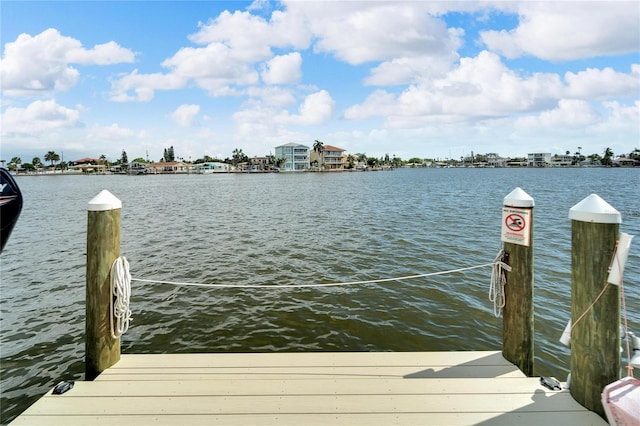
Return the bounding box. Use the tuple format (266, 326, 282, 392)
(131, 262, 497, 289)
(110, 256, 132, 339)
(489, 250, 512, 317)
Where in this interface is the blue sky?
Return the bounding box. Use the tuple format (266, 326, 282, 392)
(1, 1, 639, 164)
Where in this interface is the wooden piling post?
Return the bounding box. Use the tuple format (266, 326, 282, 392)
(569, 194, 620, 418)
(501, 188, 534, 377)
(85, 190, 122, 380)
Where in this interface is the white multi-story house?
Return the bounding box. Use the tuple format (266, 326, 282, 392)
(527, 153, 551, 167)
(275, 143, 310, 171)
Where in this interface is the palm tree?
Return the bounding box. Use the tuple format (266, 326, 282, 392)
(346, 154, 355, 169)
(313, 140, 324, 170)
(44, 151, 60, 169)
(32, 157, 42, 172)
(602, 147, 614, 166)
(9, 157, 21, 171)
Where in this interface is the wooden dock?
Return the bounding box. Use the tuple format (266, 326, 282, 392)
(13, 350, 607, 425)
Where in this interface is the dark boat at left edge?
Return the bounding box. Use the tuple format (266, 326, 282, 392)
(0, 168, 23, 253)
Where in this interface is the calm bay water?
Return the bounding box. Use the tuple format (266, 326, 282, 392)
(1, 167, 639, 423)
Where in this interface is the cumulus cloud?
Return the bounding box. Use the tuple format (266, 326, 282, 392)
(481, 2, 640, 60)
(109, 8, 312, 101)
(346, 51, 564, 122)
(516, 99, 600, 129)
(261, 52, 302, 85)
(565, 66, 640, 100)
(190, 9, 310, 56)
(1, 99, 83, 135)
(276, 90, 335, 125)
(364, 53, 459, 86)
(170, 104, 200, 128)
(109, 70, 185, 102)
(1, 28, 135, 97)
(285, 2, 462, 65)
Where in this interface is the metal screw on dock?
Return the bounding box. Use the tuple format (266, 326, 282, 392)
(85, 190, 122, 380)
(568, 194, 621, 418)
(501, 187, 534, 377)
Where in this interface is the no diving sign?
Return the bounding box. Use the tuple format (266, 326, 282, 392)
(501, 207, 531, 246)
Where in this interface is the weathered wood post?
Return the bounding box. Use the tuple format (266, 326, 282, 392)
(501, 188, 534, 377)
(569, 194, 620, 418)
(86, 190, 122, 380)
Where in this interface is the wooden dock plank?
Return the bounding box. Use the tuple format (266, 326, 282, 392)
(18, 393, 593, 415)
(97, 365, 525, 380)
(10, 412, 607, 426)
(105, 351, 515, 369)
(36, 377, 565, 396)
(13, 351, 607, 425)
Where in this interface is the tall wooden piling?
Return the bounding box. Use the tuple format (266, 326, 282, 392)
(569, 194, 620, 418)
(85, 190, 122, 380)
(501, 188, 534, 377)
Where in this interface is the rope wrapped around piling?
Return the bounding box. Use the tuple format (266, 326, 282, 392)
(110, 256, 132, 339)
(489, 250, 511, 317)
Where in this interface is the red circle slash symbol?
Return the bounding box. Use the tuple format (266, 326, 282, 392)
(505, 214, 526, 232)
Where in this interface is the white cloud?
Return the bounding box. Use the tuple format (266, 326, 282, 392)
(516, 99, 600, 129)
(66, 40, 136, 65)
(87, 123, 136, 140)
(346, 51, 564, 122)
(344, 90, 398, 121)
(1, 99, 83, 135)
(284, 2, 462, 65)
(170, 104, 200, 128)
(276, 90, 335, 125)
(1, 28, 135, 97)
(261, 52, 302, 85)
(190, 9, 310, 57)
(565, 66, 640, 100)
(109, 70, 186, 102)
(481, 2, 640, 60)
(246, 86, 296, 106)
(364, 52, 459, 86)
(109, 7, 312, 100)
(162, 43, 259, 90)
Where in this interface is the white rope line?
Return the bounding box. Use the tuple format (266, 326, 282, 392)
(131, 262, 496, 289)
(489, 250, 512, 317)
(110, 256, 132, 338)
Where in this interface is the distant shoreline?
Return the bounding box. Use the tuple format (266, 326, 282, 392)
(10, 164, 637, 177)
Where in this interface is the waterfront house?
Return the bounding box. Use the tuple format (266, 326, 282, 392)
(251, 156, 269, 170)
(484, 153, 508, 168)
(68, 157, 107, 173)
(309, 144, 346, 170)
(275, 143, 310, 171)
(193, 162, 230, 173)
(527, 153, 551, 167)
(550, 154, 573, 167)
(147, 161, 189, 174)
(613, 157, 639, 167)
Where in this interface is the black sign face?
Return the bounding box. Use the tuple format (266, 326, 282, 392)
(0, 168, 23, 253)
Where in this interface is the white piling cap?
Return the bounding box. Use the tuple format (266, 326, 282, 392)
(569, 194, 620, 223)
(88, 189, 122, 211)
(503, 187, 534, 208)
